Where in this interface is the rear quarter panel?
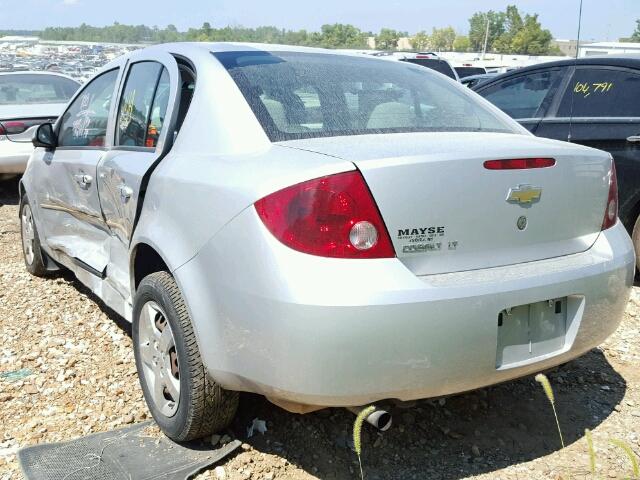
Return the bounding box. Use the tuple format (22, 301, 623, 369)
(131, 146, 355, 274)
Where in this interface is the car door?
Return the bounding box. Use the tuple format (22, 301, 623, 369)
(96, 52, 180, 291)
(474, 67, 565, 133)
(538, 66, 640, 230)
(30, 65, 123, 275)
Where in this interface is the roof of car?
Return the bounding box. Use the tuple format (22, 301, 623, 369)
(471, 54, 640, 90)
(147, 42, 342, 56)
(499, 55, 640, 76)
(0, 70, 80, 83)
(100, 42, 435, 74)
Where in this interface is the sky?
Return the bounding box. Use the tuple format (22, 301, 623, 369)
(1, 0, 638, 41)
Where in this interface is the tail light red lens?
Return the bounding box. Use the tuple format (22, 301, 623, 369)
(255, 171, 395, 259)
(602, 160, 618, 230)
(0, 121, 27, 136)
(0, 119, 50, 136)
(483, 158, 556, 170)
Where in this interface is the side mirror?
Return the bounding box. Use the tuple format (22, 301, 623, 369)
(33, 123, 57, 149)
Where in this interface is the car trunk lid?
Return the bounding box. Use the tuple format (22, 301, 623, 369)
(279, 132, 610, 276)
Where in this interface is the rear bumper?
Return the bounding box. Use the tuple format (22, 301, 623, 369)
(0, 155, 28, 173)
(0, 140, 31, 173)
(175, 212, 634, 407)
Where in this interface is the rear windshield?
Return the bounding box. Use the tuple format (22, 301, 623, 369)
(0, 74, 79, 106)
(215, 51, 518, 142)
(401, 58, 457, 80)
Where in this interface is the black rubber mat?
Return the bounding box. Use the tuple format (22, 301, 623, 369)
(17, 421, 241, 480)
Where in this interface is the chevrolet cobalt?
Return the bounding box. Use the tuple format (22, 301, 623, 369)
(18, 43, 634, 440)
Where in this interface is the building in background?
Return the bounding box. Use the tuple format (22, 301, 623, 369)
(551, 39, 592, 57)
(397, 37, 413, 50)
(578, 41, 640, 56)
(367, 36, 413, 50)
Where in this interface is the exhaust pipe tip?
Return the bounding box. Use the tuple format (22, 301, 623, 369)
(367, 409, 392, 431)
(347, 406, 392, 431)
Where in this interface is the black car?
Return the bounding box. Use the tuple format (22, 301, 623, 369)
(473, 55, 640, 264)
(400, 57, 459, 81)
(461, 72, 497, 89)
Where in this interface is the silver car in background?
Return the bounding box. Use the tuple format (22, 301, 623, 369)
(0, 72, 79, 177)
(18, 43, 634, 441)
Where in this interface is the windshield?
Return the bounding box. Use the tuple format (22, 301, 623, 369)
(214, 51, 519, 142)
(0, 74, 79, 106)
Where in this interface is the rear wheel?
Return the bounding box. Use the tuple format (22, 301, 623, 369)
(20, 195, 49, 277)
(133, 271, 238, 441)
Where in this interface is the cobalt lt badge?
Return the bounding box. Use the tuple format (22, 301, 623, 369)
(517, 215, 527, 231)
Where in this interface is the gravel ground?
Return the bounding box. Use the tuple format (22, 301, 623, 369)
(1, 177, 640, 480)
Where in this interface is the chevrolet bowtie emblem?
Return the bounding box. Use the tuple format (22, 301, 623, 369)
(506, 184, 542, 205)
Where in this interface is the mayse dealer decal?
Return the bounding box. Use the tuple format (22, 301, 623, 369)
(398, 226, 458, 253)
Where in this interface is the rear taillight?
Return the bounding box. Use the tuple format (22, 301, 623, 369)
(255, 171, 395, 259)
(0, 121, 27, 135)
(0, 119, 49, 136)
(484, 158, 556, 170)
(602, 160, 618, 230)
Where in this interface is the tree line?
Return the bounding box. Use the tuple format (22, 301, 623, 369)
(621, 19, 640, 42)
(2, 7, 639, 54)
(36, 6, 564, 55)
(38, 23, 374, 48)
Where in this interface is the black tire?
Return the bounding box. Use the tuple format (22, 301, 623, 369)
(132, 271, 238, 441)
(632, 215, 640, 271)
(19, 194, 49, 277)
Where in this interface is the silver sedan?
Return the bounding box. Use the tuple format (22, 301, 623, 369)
(0, 72, 79, 177)
(18, 43, 634, 441)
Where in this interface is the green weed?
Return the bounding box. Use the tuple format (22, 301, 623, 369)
(353, 406, 376, 480)
(535, 373, 565, 448)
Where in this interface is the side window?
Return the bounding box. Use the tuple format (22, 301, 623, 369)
(175, 64, 195, 132)
(557, 68, 640, 118)
(58, 69, 119, 147)
(147, 69, 170, 148)
(116, 61, 167, 147)
(479, 70, 561, 119)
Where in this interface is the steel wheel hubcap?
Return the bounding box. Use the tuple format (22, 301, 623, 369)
(138, 301, 180, 417)
(21, 204, 35, 265)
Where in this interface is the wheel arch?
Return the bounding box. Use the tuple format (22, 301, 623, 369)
(18, 179, 25, 204)
(129, 239, 215, 401)
(130, 241, 173, 295)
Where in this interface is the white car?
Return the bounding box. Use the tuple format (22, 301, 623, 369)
(18, 43, 634, 441)
(0, 72, 79, 177)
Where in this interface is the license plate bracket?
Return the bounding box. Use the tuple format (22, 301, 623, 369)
(496, 298, 567, 368)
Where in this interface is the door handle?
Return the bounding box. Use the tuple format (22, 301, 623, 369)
(73, 174, 93, 187)
(118, 184, 133, 202)
(628, 135, 640, 143)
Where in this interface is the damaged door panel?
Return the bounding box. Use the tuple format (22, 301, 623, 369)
(97, 54, 181, 299)
(31, 68, 122, 275)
